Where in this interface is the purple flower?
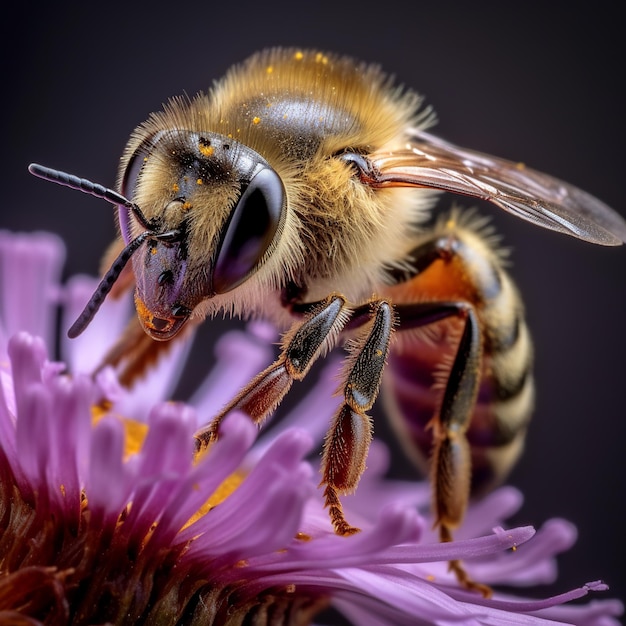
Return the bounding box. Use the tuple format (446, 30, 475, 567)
(0, 230, 623, 625)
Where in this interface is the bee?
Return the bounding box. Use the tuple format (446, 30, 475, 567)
(29, 48, 626, 596)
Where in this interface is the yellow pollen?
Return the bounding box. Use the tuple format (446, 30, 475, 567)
(199, 144, 214, 157)
(150, 247, 157, 255)
(295, 532, 312, 541)
(511, 544, 517, 552)
(266, 65, 273, 74)
(92, 404, 248, 530)
(196, 179, 203, 185)
(426, 574, 436, 582)
(516, 162, 526, 170)
(172, 183, 180, 193)
(182, 201, 192, 210)
(227, 133, 233, 138)
(294, 51, 304, 61)
(252, 116, 261, 125)
(314, 52, 328, 64)
(91, 404, 149, 460)
(182, 469, 247, 529)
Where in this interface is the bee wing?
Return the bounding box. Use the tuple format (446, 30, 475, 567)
(367, 129, 626, 246)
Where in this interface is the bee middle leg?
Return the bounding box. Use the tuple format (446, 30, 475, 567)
(320, 300, 394, 535)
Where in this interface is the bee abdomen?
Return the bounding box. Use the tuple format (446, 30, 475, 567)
(471, 288, 535, 493)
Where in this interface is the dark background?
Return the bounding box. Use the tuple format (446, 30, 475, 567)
(2, 0, 624, 616)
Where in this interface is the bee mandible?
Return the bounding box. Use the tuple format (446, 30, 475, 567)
(29, 48, 626, 596)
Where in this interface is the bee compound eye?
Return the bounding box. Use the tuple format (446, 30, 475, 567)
(212, 167, 286, 294)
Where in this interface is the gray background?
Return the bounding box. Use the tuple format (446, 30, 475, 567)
(2, 0, 624, 615)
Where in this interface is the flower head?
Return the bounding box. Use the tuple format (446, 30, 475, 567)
(0, 230, 623, 625)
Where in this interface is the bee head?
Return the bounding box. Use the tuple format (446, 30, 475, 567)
(122, 130, 287, 340)
(28, 130, 287, 341)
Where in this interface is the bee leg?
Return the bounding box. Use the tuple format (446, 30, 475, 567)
(395, 300, 491, 596)
(434, 307, 493, 597)
(195, 294, 349, 452)
(321, 300, 394, 535)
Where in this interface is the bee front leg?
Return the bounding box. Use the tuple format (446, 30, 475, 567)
(195, 294, 349, 452)
(321, 300, 394, 535)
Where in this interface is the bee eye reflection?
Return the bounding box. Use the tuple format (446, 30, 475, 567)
(212, 167, 286, 294)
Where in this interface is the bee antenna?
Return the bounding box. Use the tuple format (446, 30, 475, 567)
(28, 163, 151, 230)
(67, 232, 149, 338)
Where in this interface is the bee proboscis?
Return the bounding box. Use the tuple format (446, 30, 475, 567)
(29, 48, 626, 596)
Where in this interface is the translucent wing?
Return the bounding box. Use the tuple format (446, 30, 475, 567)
(365, 129, 626, 246)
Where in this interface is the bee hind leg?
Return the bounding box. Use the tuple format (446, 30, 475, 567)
(432, 307, 492, 597)
(395, 300, 492, 597)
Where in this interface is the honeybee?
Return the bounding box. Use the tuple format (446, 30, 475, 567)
(29, 48, 626, 596)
